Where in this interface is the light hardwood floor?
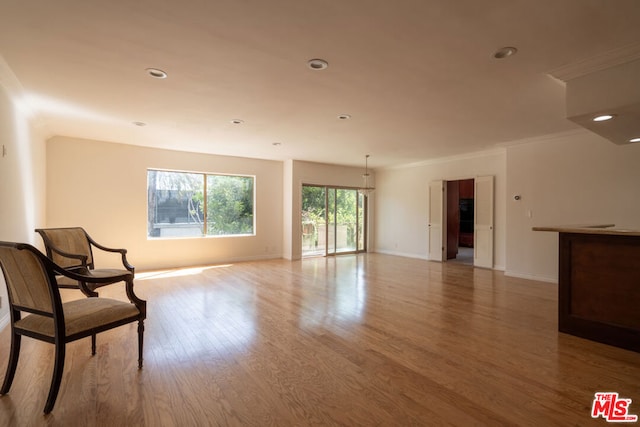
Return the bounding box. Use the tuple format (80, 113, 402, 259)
(1, 254, 638, 426)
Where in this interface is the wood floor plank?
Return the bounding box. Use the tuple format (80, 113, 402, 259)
(1, 253, 639, 426)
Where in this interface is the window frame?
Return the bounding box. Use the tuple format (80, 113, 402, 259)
(147, 168, 256, 240)
(301, 184, 367, 257)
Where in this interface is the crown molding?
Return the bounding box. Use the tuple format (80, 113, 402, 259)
(547, 41, 640, 83)
(496, 128, 593, 148)
(0, 55, 24, 96)
(382, 147, 506, 171)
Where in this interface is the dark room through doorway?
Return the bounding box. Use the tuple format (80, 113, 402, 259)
(446, 179, 474, 265)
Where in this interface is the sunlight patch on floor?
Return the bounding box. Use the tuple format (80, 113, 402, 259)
(135, 264, 233, 280)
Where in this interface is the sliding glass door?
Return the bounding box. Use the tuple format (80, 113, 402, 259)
(302, 186, 326, 256)
(302, 185, 366, 257)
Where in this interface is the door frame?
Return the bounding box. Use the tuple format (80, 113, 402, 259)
(429, 176, 494, 268)
(428, 180, 445, 262)
(473, 175, 494, 269)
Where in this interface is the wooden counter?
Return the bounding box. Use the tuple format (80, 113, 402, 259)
(534, 224, 640, 353)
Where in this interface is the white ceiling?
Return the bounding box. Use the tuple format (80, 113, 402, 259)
(1, 0, 639, 168)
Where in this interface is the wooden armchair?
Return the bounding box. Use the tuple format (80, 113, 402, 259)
(35, 227, 134, 297)
(0, 241, 146, 414)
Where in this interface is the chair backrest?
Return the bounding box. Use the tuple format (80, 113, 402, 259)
(0, 242, 58, 316)
(35, 227, 93, 270)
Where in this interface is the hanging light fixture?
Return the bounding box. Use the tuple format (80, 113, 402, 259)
(358, 154, 375, 196)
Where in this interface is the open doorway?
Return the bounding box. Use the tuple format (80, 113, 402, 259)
(428, 176, 493, 268)
(446, 179, 474, 265)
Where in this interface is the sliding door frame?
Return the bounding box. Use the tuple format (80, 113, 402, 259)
(302, 184, 368, 257)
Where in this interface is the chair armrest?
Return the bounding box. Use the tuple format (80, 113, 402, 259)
(50, 259, 145, 314)
(86, 236, 135, 273)
(47, 244, 89, 266)
(52, 262, 131, 285)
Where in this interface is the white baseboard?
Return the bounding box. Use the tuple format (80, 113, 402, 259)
(373, 249, 429, 260)
(0, 312, 9, 332)
(504, 270, 557, 284)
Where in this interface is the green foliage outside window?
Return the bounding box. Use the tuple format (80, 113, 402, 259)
(301, 185, 326, 226)
(206, 175, 254, 235)
(147, 169, 254, 238)
(302, 185, 364, 254)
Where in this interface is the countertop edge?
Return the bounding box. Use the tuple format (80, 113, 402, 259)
(532, 224, 640, 237)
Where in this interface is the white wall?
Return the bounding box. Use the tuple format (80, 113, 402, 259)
(505, 130, 640, 282)
(283, 159, 294, 260)
(48, 140, 369, 266)
(0, 70, 47, 327)
(373, 131, 640, 281)
(46, 136, 283, 271)
(373, 150, 507, 269)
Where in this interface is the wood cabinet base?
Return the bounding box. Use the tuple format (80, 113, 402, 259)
(559, 232, 640, 353)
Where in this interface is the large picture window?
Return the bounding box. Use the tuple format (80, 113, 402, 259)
(147, 169, 254, 238)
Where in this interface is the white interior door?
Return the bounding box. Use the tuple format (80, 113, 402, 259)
(474, 175, 494, 268)
(428, 180, 445, 261)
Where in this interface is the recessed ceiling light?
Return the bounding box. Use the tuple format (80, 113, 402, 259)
(307, 58, 329, 70)
(146, 68, 167, 79)
(493, 47, 518, 59)
(230, 119, 244, 124)
(132, 121, 147, 127)
(338, 114, 351, 120)
(593, 114, 615, 122)
(630, 137, 640, 143)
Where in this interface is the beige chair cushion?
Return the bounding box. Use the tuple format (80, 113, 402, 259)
(16, 298, 140, 338)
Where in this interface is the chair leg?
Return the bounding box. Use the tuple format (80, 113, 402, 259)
(0, 331, 21, 394)
(43, 342, 65, 414)
(91, 334, 96, 355)
(137, 320, 144, 369)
